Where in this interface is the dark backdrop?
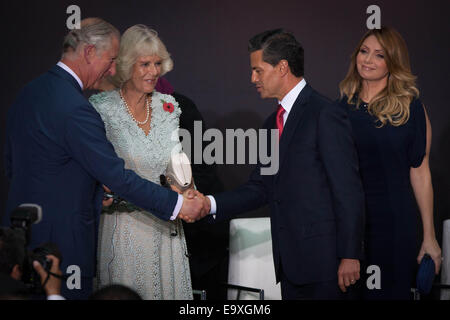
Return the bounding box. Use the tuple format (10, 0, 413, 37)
(1, 0, 449, 243)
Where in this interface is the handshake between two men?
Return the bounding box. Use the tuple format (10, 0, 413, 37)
(177, 189, 211, 223)
(102, 185, 212, 224)
(102, 151, 211, 223)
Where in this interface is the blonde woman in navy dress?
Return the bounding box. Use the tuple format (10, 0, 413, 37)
(338, 27, 441, 299)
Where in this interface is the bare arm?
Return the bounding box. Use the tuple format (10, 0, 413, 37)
(410, 105, 441, 274)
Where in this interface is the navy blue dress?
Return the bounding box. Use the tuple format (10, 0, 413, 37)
(338, 97, 426, 300)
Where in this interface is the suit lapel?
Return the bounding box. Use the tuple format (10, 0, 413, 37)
(49, 65, 83, 93)
(276, 84, 313, 178)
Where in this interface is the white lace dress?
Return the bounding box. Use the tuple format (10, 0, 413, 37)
(89, 90, 193, 300)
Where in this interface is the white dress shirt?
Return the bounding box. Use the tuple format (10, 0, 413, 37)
(278, 78, 307, 125)
(56, 61, 183, 220)
(208, 78, 307, 215)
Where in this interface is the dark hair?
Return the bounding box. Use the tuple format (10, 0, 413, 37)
(90, 284, 142, 300)
(0, 227, 26, 275)
(248, 28, 304, 77)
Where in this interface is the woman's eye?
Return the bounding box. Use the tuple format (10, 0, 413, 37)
(360, 49, 367, 54)
(376, 54, 384, 59)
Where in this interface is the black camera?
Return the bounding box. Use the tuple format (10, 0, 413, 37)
(9, 205, 62, 294)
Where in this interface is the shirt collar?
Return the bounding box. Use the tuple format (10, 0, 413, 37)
(278, 78, 307, 114)
(57, 61, 84, 90)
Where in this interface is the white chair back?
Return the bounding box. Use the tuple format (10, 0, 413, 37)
(227, 217, 281, 300)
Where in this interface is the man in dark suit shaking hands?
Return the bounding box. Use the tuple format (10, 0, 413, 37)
(3, 18, 205, 299)
(205, 29, 365, 299)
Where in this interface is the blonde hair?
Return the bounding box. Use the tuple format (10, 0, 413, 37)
(111, 24, 173, 87)
(339, 27, 419, 127)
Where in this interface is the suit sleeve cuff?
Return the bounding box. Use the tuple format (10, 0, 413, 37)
(170, 194, 183, 220)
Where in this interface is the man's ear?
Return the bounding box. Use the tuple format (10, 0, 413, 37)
(278, 59, 289, 77)
(83, 44, 96, 64)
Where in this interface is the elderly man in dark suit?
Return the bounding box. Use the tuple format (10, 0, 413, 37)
(3, 18, 205, 299)
(205, 29, 365, 299)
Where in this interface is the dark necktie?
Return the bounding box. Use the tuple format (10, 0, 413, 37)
(276, 104, 286, 139)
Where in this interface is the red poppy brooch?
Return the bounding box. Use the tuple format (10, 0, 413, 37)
(162, 100, 175, 113)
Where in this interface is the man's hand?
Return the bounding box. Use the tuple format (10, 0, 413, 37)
(203, 196, 211, 215)
(178, 189, 209, 223)
(192, 191, 211, 219)
(32, 255, 63, 297)
(102, 185, 113, 207)
(337, 258, 360, 292)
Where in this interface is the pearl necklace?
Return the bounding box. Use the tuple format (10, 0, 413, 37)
(119, 88, 150, 125)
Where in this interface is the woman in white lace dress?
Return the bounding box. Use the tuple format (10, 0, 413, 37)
(89, 25, 193, 300)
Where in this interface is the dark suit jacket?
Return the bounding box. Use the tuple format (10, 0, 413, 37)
(3, 66, 178, 286)
(213, 84, 365, 286)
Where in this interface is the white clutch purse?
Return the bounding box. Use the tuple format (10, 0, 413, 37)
(160, 152, 194, 193)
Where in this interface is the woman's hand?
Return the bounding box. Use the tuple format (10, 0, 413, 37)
(102, 185, 114, 207)
(169, 177, 195, 195)
(417, 237, 442, 274)
(170, 184, 184, 194)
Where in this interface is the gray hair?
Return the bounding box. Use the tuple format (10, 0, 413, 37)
(62, 18, 120, 57)
(111, 24, 173, 87)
